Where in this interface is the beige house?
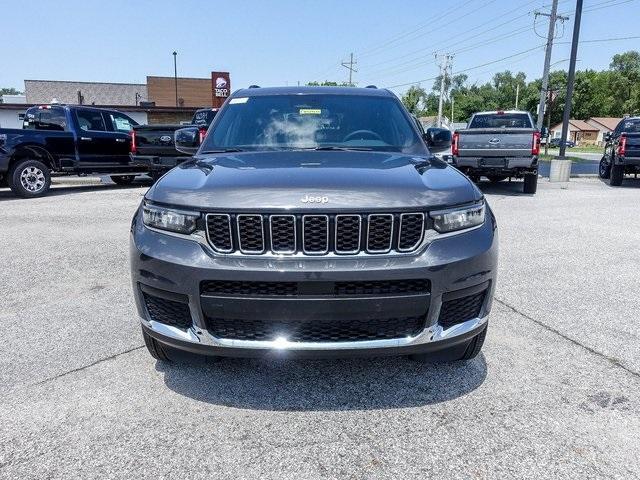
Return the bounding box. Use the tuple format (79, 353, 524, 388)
(585, 117, 622, 144)
(550, 117, 622, 146)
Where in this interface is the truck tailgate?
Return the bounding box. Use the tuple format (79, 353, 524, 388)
(133, 125, 182, 156)
(457, 128, 535, 157)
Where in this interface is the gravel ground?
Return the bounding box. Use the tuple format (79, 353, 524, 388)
(1, 177, 639, 479)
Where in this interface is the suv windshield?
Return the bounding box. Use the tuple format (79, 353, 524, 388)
(469, 113, 532, 129)
(201, 94, 422, 153)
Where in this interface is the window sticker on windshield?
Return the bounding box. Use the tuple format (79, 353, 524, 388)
(299, 108, 321, 115)
(229, 97, 249, 104)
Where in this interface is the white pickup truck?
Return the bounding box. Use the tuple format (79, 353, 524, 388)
(452, 110, 543, 194)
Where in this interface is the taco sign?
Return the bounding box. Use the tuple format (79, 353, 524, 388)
(211, 72, 231, 107)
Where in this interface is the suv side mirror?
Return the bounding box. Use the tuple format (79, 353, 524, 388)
(175, 127, 201, 155)
(424, 128, 452, 149)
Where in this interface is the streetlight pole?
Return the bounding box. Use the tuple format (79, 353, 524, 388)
(173, 51, 178, 107)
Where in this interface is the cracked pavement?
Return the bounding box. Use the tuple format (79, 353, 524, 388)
(1, 178, 639, 479)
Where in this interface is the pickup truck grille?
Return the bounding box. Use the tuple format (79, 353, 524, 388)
(205, 212, 426, 256)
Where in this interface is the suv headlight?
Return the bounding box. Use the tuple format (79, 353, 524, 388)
(142, 202, 199, 234)
(430, 201, 485, 233)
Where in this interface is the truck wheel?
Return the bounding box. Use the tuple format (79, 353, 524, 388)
(609, 164, 624, 186)
(487, 175, 508, 183)
(8, 159, 52, 198)
(142, 329, 173, 362)
(598, 157, 611, 179)
(523, 173, 538, 194)
(111, 175, 136, 185)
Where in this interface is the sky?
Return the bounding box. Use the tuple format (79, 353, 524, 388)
(2, 0, 639, 97)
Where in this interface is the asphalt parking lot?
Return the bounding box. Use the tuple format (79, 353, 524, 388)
(1, 177, 639, 479)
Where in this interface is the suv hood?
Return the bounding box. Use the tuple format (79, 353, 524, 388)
(146, 150, 480, 210)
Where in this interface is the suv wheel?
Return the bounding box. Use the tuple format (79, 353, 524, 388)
(599, 157, 611, 179)
(523, 172, 538, 194)
(8, 159, 52, 198)
(609, 164, 624, 186)
(142, 329, 173, 362)
(111, 175, 136, 185)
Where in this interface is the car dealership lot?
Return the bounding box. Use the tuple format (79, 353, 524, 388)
(1, 178, 639, 479)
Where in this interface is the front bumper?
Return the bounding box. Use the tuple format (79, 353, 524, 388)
(130, 208, 498, 358)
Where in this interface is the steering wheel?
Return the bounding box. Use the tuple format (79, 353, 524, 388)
(342, 129, 383, 142)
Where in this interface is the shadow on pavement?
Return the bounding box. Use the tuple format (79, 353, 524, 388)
(158, 353, 487, 411)
(477, 180, 528, 196)
(597, 177, 640, 189)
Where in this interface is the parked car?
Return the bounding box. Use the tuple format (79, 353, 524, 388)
(0, 104, 143, 197)
(599, 116, 640, 186)
(130, 107, 218, 180)
(452, 110, 544, 194)
(549, 138, 575, 148)
(131, 86, 498, 363)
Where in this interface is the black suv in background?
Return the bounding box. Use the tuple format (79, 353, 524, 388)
(0, 105, 141, 197)
(131, 86, 498, 363)
(599, 116, 640, 186)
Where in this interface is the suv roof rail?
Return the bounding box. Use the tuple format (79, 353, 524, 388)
(248, 85, 261, 89)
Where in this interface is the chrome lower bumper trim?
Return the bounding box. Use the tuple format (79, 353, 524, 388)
(140, 315, 488, 351)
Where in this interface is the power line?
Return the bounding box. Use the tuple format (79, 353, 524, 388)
(341, 53, 358, 86)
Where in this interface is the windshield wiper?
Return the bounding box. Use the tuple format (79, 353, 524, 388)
(200, 148, 244, 154)
(304, 146, 374, 151)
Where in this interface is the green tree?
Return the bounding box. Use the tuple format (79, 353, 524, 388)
(306, 81, 353, 87)
(0, 87, 23, 103)
(400, 85, 427, 115)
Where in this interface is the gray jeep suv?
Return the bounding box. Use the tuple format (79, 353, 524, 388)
(130, 86, 498, 362)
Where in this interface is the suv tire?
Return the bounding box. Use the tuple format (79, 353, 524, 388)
(142, 329, 173, 362)
(523, 172, 538, 194)
(111, 175, 136, 185)
(599, 157, 611, 179)
(8, 159, 52, 198)
(609, 164, 624, 186)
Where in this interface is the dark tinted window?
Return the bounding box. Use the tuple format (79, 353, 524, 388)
(469, 113, 533, 129)
(620, 118, 640, 133)
(76, 109, 107, 131)
(23, 107, 67, 131)
(192, 109, 217, 126)
(202, 94, 421, 153)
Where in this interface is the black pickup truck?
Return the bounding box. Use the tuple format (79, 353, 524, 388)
(130, 107, 218, 180)
(599, 116, 640, 186)
(0, 104, 145, 197)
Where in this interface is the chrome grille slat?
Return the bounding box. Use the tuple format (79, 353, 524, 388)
(335, 214, 361, 254)
(205, 212, 424, 256)
(398, 213, 425, 252)
(302, 215, 329, 254)
(205, 214, 233, 253)
(269, 215, 297, 254)
(366, 214, 394, 253)
(237, 214, 265, 254)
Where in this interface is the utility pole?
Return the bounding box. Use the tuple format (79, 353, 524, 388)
(534, 0, 569, 130)
(172, 51, 178, 107)
(341, 53, 358, 86)
(435, 53, 453, 128)
(558, 0, 583, 159)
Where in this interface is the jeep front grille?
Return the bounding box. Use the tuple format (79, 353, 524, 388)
(204, 212, 426, 256)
